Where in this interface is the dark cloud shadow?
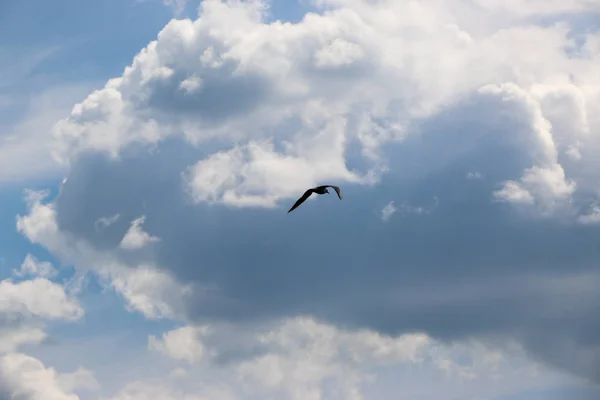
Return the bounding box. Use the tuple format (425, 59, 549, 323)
(52, 91, 600, 384)
(131, 58, 275, 126)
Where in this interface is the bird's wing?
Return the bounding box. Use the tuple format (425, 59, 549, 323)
(287, 189, 314, 213)
(328, 185, 343, 200)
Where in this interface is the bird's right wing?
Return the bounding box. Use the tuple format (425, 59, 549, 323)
(287, 189, 314, 213)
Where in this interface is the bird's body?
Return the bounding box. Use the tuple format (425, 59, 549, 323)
(287, 185, 343, 213)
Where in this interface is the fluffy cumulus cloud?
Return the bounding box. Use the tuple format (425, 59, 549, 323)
(13, 254, 58, 279)
(0, 255, 95, 399)
(0, 255, 82, 322)
(0, 353, 97, 400)
(15, 189, 191, 320)
(119, 216, 161, 250)
(9, 0, 600, 397)
(137, 316, 570, 400)
(233, 318, 429, 399)
(49, 0, 600, 214)
(148, 325, 207, 363)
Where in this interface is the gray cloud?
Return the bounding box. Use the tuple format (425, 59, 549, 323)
(12, 0, 600, 390)
(137, 62, 275, 125)
(48, 90, 600, 384)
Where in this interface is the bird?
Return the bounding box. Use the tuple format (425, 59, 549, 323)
(287, 185, 342, 213)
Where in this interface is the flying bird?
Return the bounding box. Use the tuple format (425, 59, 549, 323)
(287, 185, 343, 213)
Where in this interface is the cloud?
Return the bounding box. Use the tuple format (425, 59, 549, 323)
(578, 203, 600, 224)
(0, 327, 46, 354)
(179, 75, 203, 93)
(0, 256, 82, 350)
(494, 180, 535, 204)
(234, 317, 429, 399)
(470, 0, 600, 16)
(0, 278, 83, 321)
(47, 0, 600, 212)
(466, 171, 483, 180)
(380, 201, 396, 222)
(382, 198, 439, 222)
(0, 256, 95, 399)
(480, 82, 576, 215)
(0, 83, 98, 185)
(16, 190, 191, 320)
(57, 367, 100, 394)
(109, 265, 190, 319)
(148, 325, 207, 363)
(183, 134, 362, 208)
(162, 0, 193, 16)
(13, 253, 58, 279)
(15, 0, 600, 388)
(103, 380, 236, 400)
(95, 213, 121, 231)
(0, 353, 96, 400)
(139, 316, 569, 400)
(119, 216, 161, 250)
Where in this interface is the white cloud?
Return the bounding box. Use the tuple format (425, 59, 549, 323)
(236, 317, 429, 399)
(0, 256, 94, 398)
(95, 214, 121, 231)
(401, 198, 439, 216)
(57, 367, 99, 394)
(179, 75, 203, 93)
(16, 189, 64, 251)
(566, 144, 582, 160)
(0, 327, 47, 354)
(142, 316, 564, 400)
(466, 171, 483, 180)
(0, 353, 95, 400)
(480, 82, 576, 213)
(109, 266, 189, 319)
(148, 325, 208, 363)
(13, 254, 57, 279)
(578, 203, 600, 224)
(0, 83, 98, 185)
(380, 201, 396, 221)
(494, 180, 535, 205)
(183, 137, 360, 208)
(162, 0, 192, 15)
(16, 191, 190, 320)
(0, 278, 83, 321)
(45, 0, 600, 217)
(119, 216, 161, 250)
(471, 0, 600, 16)
(314, 38, 365, 68)
(382, 198, 438, 221)
(10, 0, 600, 396)
(495, 164, 576, 213)
(168, 368, 189, 380)
(103, 380, 236, 400)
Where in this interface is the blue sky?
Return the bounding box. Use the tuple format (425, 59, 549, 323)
(1, 0, 600, 399)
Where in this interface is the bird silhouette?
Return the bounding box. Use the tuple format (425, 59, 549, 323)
(287, 185, 342, 213)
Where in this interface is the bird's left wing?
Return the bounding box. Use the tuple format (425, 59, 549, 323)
(328, 185, 343, 200)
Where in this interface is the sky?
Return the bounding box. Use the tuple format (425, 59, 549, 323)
(1, 0, 600, 399)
